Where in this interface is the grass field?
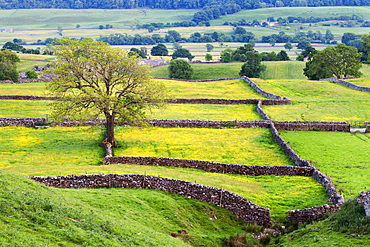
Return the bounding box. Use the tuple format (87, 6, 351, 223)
(346, 77, 370, 87)
(0, 82, 48, 96)
(0, 9, 197, 29)
(253, 79, 370, 121)
(213, 6, 370, 24)
(0, 100, 50, 118)
(113, 127, 294, 167)
(161, 79, 265, 99)
(151, 104, 262, 121)
(279, 131, 370, 199)
(0, 101, 261, 121)
(0, 126, 328, 217)
(151, 61, 370, 80)
(0, 172, 250, 247)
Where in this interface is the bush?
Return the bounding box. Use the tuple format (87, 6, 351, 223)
(26, 70, 38, 79)
(168, 59, 193, 80)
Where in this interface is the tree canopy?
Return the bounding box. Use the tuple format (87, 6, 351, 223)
(46, 38, 167, 148)
(168, 59, 194, 80)
(0, 49, 20, 82)
(303, 44, 362, 80)
(239, 51, 266, 78)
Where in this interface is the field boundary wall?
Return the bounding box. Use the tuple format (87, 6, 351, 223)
(357, 190, 370, 217)
(365, 122, 370, 133)
(273, 121, 350, 132)
(321, 78, 370, 92)
(103, 156, 314, 177)
(269, 121, 344, 223)
(29, 174, 272, 227)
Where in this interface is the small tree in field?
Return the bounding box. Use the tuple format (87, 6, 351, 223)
(168, 59, 193, 79)
(239, 51, 266, 78)
(26, 70, 38, 79)
(46, 38, 167, 148)
(205, 53, 213, 62)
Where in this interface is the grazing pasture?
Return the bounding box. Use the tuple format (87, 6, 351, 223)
(280, 131, 370, 199)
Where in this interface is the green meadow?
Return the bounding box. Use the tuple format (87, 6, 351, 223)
(0, 9, 197, 29)
(346, 77, 370, 87)
(0, 100, 50, 118)
(254, 79, 370, 122)
(151, 61, 370, 80)
(151, 104, 262, 121)
(0, 127, 327, 218)
(161, 79, 265, 99)
(280, 131, 370, 199)
(0, 82, 48, 96)
(0, 101, 261, 121)
(114, 127, 294, 166)
(213, 6, 370, 24)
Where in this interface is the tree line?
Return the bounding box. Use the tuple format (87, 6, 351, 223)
(1, 0, 370, 10)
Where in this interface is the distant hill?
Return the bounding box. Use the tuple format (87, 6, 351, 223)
(1, 0, 370, 10)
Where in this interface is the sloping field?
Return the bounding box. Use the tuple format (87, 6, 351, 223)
(0, 127, 328, 217)
(346, 77, 370, 87)
(114, 127, 294, 166)
(254, 79, 370, 121)
(0, 9, 197, 29)
(0, 172, 249, 247)
(280, 131, 370, 199)
(162, 79, 266, 99)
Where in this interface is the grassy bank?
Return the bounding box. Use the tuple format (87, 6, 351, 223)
(0, 171, 250, 246)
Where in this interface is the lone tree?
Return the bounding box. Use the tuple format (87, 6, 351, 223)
(46, 38, 167, 148)
(172, 48, 194, 61)
(239, 51, 266, 78)
(151, 44, 168, 56)
(304, 44, 362, 80)
(168, 59, 193, 79)
(0, 49, 20, 82)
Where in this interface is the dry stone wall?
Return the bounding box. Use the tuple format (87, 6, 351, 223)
(321, 78, 370, 92)
(103, 156, 314, 177)
(287, 204, 340, 223)
(365, 122, 370, 133)
(242, 77, 287, 100)
(148, 119, 271, 128)
(256, 100, 271, 120)
(29, 174, 272, 227)
(0, 95, 57, 100)
(357, 190, 370, 217)
(273, 121, 350, 132)
(0, 79, 49, 84)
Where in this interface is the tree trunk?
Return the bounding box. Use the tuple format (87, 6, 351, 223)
(106, 115, 117, 148)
